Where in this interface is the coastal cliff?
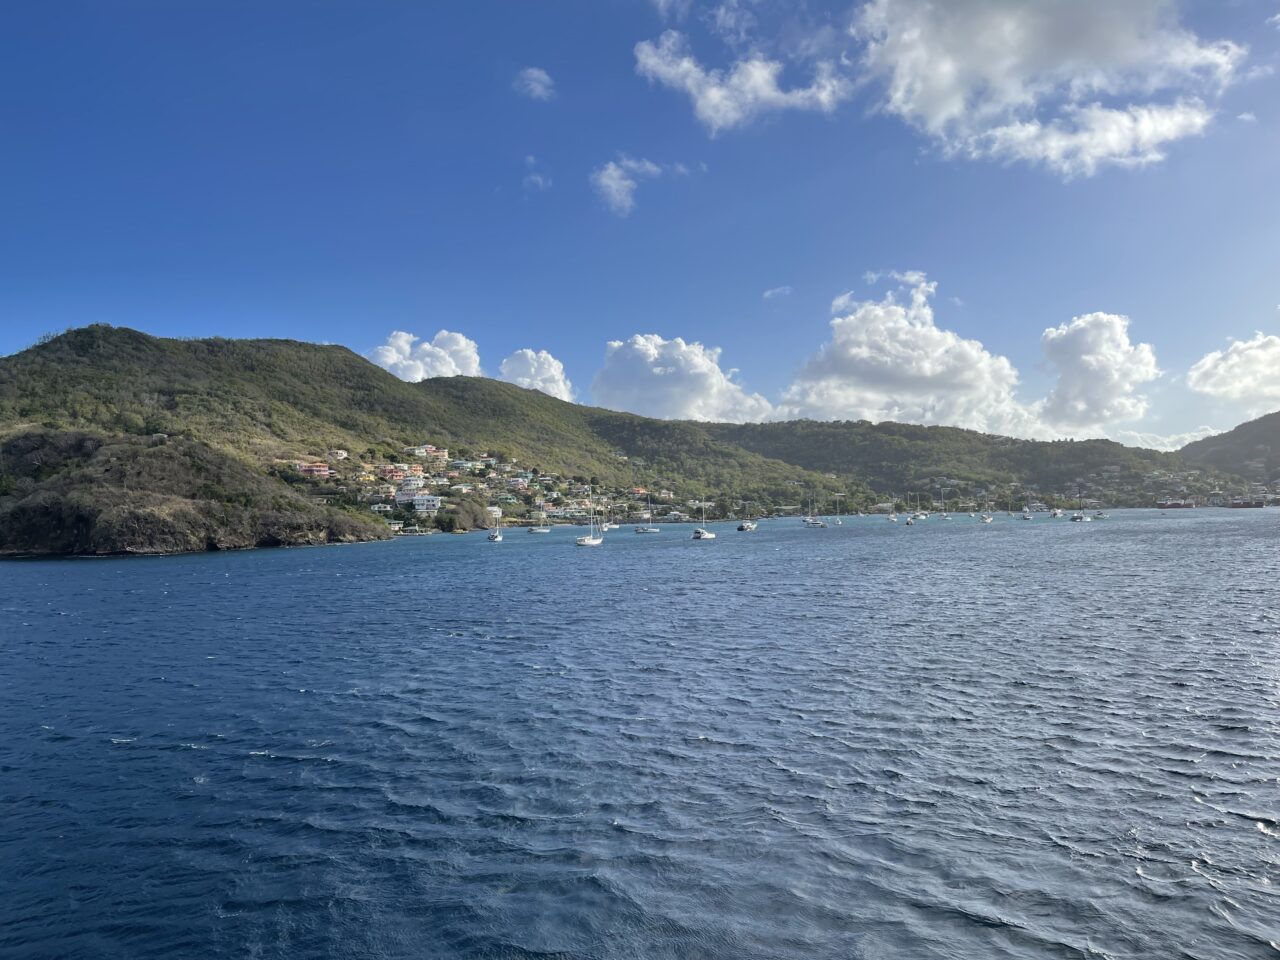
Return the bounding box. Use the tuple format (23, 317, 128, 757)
(0, 430, 388, 556)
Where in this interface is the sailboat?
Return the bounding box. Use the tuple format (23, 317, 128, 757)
(910, 493, 928, 521)
(576, 499, 604, 546)
(528, 521, 551, 534)
(635, 494, 660, 534)
(802, 495, 827, 527)
(487, 516, 503, 542)
(1070, 487, 1092, 522)
(833, 494, 844, 525)
(692, 502, 716, 539)
(600, 506, 619, 532)
(888, 493, 899, 522)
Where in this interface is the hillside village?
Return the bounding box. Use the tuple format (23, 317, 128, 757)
(287, 440, 1277, 534)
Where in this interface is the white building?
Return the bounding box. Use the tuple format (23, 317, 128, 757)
(413, 494, 443, 513)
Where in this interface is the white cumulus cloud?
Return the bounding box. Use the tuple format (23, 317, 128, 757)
(499, 348, 576, 402)
(590, 155, 664, 216)
(513, 67, 556, 101)
(778, 273, 1043, 436)
(634, 30, 851, 135)
(1187, 332, 1280, 412)
(592, 333, 774, 422)
(854, 0, 1246, 176)
(369, 330, 482, 381)
(1041, 312, 1160, 428)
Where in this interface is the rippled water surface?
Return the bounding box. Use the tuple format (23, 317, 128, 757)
(2, 510, 1279, 958)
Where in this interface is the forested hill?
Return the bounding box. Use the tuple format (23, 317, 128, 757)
(1180, 410, 1279, 480)
(0, 325, 1246, 554)
(704, 420, 1189, 493)
(0, 325, 855, 497)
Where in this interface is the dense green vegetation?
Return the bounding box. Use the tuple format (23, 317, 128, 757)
(0, 325, 858, 504)
(0, 429, 387, 555)
(1181, 410, 1279, 482)
(704, 420, 1191, 492)
(0, 324, 1267, 555)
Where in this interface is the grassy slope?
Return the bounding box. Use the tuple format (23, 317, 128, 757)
(0, 326, 856, 501)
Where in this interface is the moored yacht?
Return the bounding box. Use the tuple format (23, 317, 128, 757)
(634, 495, 660, 533)
(576, 500, 604, 546)
(692, 503, 717, 539)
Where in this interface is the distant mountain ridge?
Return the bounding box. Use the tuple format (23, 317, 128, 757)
(0, 325, 1263, 555)
(1180, 409, 1280, 481)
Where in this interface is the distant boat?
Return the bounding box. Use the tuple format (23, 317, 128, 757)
(1070, 488, 1092, 522)
(692, 503, 717, 539)
(635, 495, 660, 533)
(980, 513, 993, 524)
(737, 519, 757, 532)
(487, 517, 503, 542)
(576, 500, 604, 546)
(1051, 508, 1064, 518)
(528, 524, 551, 534)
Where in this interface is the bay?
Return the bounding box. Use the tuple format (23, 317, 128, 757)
(1, 510, 1278, 958)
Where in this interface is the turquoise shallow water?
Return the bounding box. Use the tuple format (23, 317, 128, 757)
(2, 510, 1278, 958)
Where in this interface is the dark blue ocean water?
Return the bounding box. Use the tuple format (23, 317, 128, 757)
(2, 510, 1278, 959)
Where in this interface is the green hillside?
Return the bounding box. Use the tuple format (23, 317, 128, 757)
(0, 325, 854, 500)
(1180, 410, 1279, 482)
(0, 324, 1251, 555)
(0, 429, 387, 555)
(705, 420, 1190, 492)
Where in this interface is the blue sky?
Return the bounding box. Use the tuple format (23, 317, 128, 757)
(2, 0, 1278, 446)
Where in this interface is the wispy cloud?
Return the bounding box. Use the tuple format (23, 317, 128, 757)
(763, 285, 792, 300)
(635, 30, 851, 135)
(589, 155, 666, 217)
(522, 155, 552, 193)
(513, 66, 555, 101)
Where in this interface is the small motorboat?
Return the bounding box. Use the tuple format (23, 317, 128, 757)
(692, 527, 717, 540)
